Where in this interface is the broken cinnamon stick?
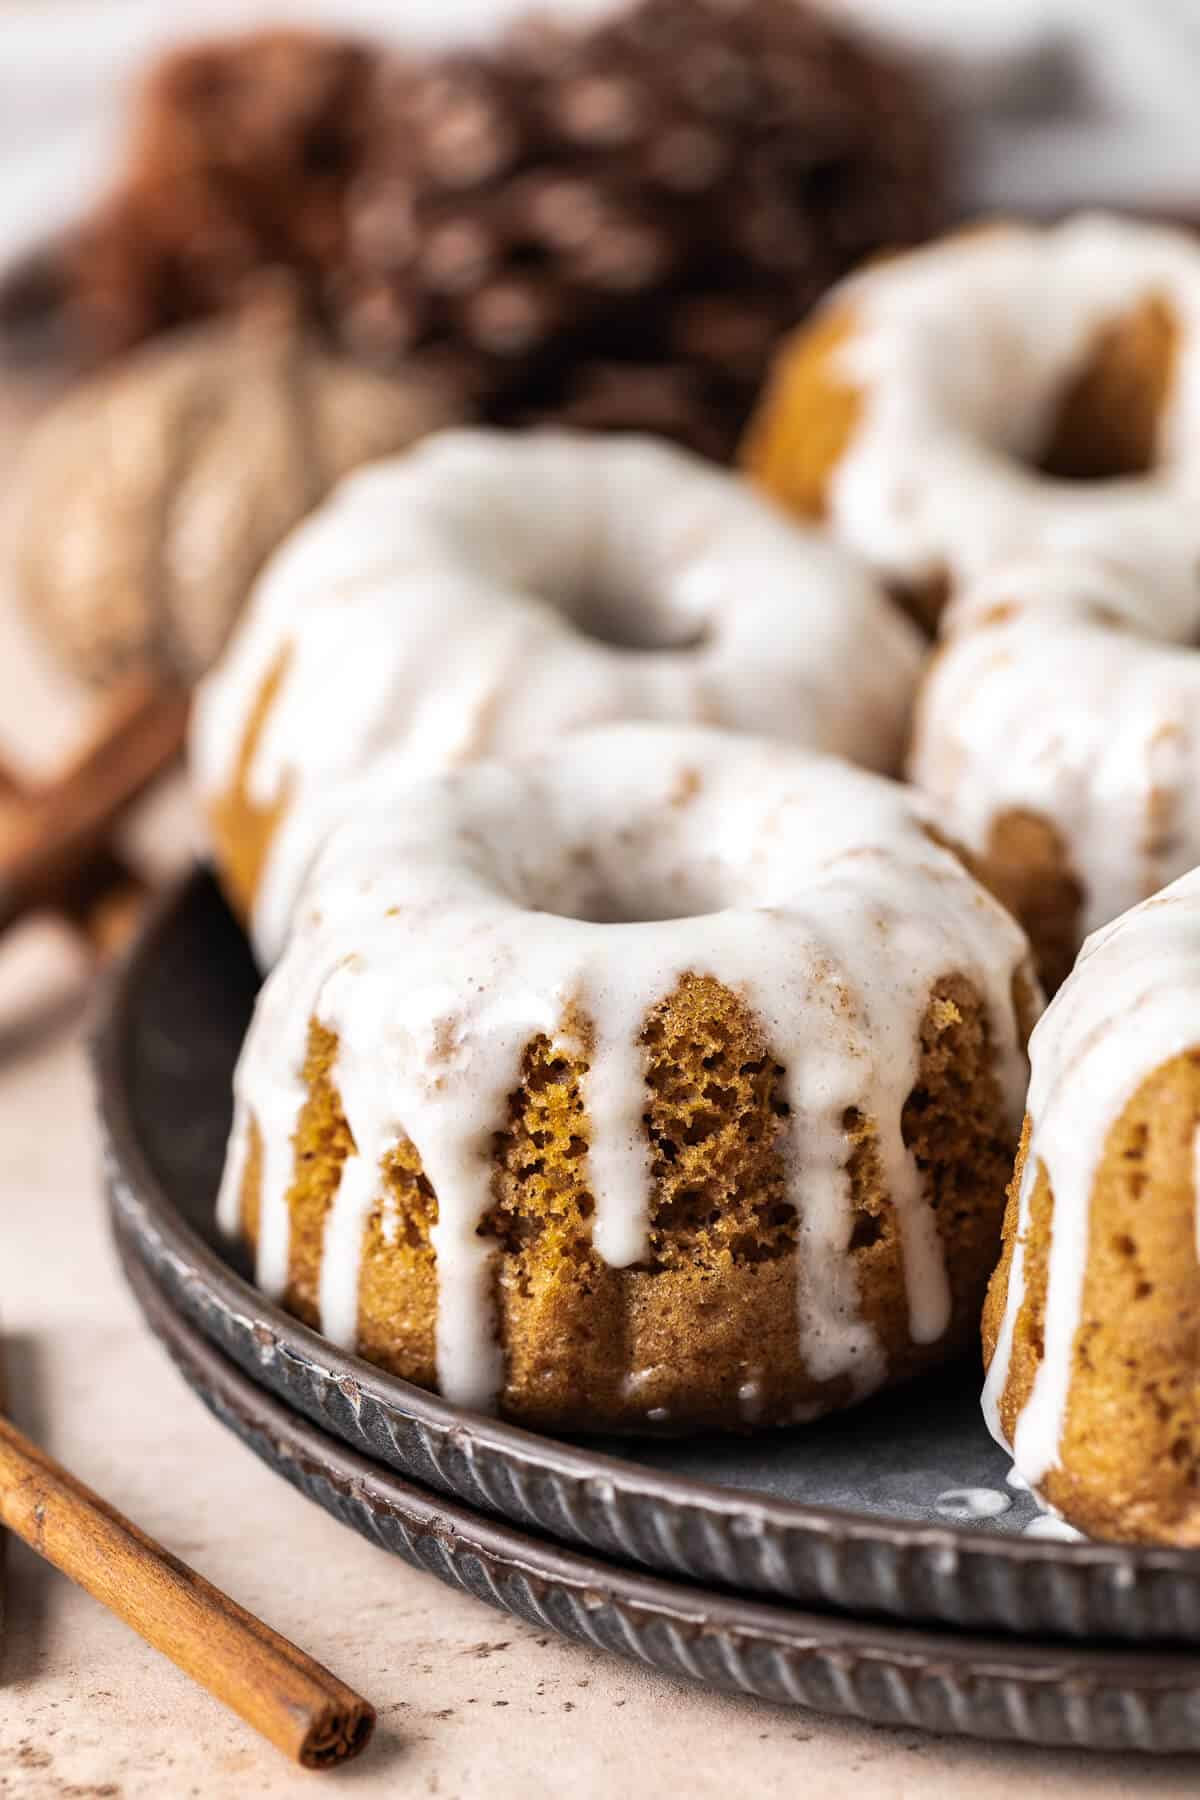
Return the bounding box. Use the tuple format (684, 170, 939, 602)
(0, 1416, 374, 1767)
(0, 675, 187, 943)
(57, 847, 151, 959)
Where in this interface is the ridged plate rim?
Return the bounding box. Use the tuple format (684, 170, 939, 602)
(94, 870, 1200, 1642)
(117, 1236, 1200, 1755)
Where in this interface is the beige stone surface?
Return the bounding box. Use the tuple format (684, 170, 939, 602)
(0, 390, 1197, 1800)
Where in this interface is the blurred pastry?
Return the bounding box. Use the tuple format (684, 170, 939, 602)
(743, 214, 1200, 622)
(0, 28, 374, 367)
(337, 0, 944, 458)
(1, 3, 944, 461)
(16, 293, 460, 688)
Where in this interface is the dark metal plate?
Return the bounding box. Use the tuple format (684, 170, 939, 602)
(96, 871, 1200, 1641)
(119, 1238, 1200, 1754)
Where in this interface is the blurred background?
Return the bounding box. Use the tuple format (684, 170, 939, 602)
(6, 0, 1200, 282)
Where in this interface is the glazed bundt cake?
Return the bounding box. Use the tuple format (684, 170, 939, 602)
(909, 550, 1200, 994)
(190, 427, 923, 962)
(984, 868, 1200, 1543)
(218, 722, 1038, 1431)
(741, 215, 1200, 625)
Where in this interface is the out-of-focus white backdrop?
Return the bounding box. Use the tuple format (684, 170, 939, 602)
(5, 0, 1200, 288)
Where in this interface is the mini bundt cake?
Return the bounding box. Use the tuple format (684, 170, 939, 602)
(741, 214, 1200, 625)
(984, 868, 1200, 1544)
(192, 427, 923, 963)
(218, 722, 1038, 1432)
(909, 549, 1200, 993)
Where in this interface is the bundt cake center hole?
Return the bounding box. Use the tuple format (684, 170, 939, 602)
(548, 889, 721, 925)
(532, 861, 727, 924)
(1035, 293, 1175, 484)
(557, 581, 709, 653)
(525, 829, 731, 925)
(1037, 405, 1158, 483)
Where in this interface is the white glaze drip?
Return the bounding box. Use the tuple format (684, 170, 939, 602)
(318, 1151, 380, 1350)
(191, 429, 923, 966)
(816, 215, 1200, 597)
(911, 551, 1200, 942)
(221, 724, 1033, 1414)
(934, 1486, 1011, 1522)
(984, 869, 1200, 1490)
(1022, 1514, 1085, 1542)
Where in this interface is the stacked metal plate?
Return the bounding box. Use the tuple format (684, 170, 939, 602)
(97, 873, 1200, 1755)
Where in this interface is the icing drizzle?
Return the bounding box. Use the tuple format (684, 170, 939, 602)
(190, 429, 923, 965)
(984, 868, 1200, 1487)
(910, 550, 1200, 941)
(822, 214, 1200, 594)
(218, 723, 1032, 1414)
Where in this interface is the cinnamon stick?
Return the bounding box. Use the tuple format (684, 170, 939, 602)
(0, 1341, 6, 1653)
(0, 761, 146, 959)
(0, 675, 187, 943)
(58, 848, 151, 959)
(0, 1416, 374, 1767)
